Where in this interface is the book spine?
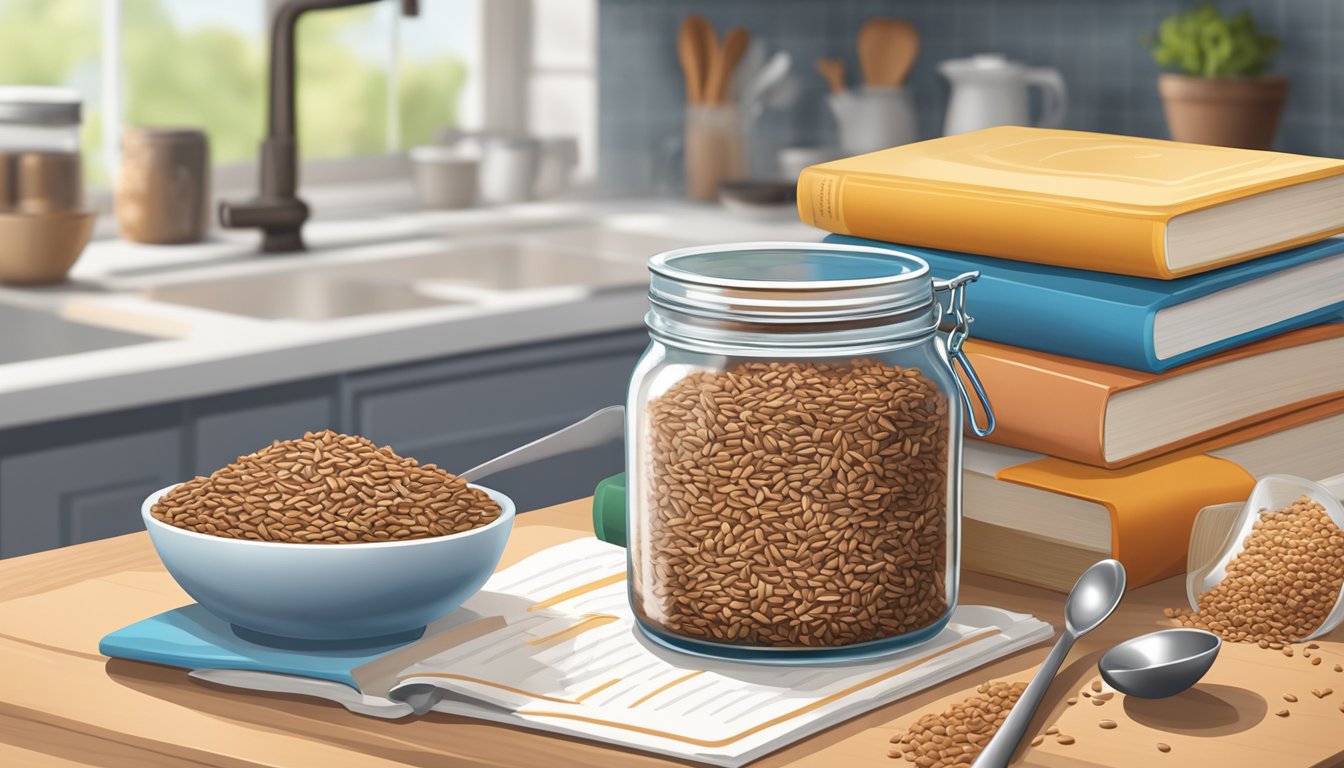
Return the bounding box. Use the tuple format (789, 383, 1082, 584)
(799, 168, 1178, 279)
(962, 348, 1114, 466)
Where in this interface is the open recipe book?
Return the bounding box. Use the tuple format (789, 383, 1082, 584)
(101, 538, 1052, 767)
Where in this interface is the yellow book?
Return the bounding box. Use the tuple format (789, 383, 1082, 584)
(797, 126, 1344, 279)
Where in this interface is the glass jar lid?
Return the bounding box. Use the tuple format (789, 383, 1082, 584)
(648, 241, 934, 324)
(0, 86, 81, 126)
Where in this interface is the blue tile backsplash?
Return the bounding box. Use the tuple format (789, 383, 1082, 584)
(598, 0, 1343, 194)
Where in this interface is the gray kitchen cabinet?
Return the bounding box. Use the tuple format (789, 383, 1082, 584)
(345, 330, 646, 511)
(190, 378, 339, 475)
(0, 408, 184, 558)
(0, 331, 646, 558)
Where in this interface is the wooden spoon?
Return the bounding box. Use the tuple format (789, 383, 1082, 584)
(856, 18, 887, 87)
(705, 26, 749, 105)
(887, 20, 920, 86)
(815, 57, 846, 94)
(677, 16, 713, 104)
(857, 18, 920, 87)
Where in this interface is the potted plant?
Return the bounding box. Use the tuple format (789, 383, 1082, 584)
(1148, 4, 1284, 150)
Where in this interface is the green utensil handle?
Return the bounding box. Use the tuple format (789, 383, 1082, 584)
(591, 473, 627, 547)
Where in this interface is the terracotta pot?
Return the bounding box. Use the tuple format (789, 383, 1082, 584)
(1157, 73, 1288, 150)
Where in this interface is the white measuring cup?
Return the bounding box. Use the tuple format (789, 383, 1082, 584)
(1186, 473, 1344, 642)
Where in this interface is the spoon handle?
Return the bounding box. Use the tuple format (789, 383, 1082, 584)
(459, 406, 625, 483)
(973, 630, 1076, 768)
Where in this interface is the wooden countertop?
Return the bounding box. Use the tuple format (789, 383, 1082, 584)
(0, 498, 1340, 767)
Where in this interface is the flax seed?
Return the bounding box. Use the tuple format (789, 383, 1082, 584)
(639, 360, 950, 648)
(151, 431, 499, 543)
(886, 681, 1026, 766)
(1167, 497, 1344, 644)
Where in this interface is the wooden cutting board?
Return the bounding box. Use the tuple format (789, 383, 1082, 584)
(864, 634, 1344, 768)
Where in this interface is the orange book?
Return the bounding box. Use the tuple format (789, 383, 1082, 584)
(961, 324, 1344, 467)
(797, 126, 1344, 279)
(962, 403, 1344, 591)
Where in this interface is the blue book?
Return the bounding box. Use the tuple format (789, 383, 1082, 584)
(824, 234, 1344, 372)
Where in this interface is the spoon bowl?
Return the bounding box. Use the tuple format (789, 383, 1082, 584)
(1099, 628, 1221, 699)
(1065, 558, 1127, 634)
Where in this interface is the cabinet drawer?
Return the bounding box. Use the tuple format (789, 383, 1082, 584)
(0, 426, 183, 557)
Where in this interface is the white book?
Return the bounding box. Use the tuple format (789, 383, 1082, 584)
(189, 539, 1051, 767)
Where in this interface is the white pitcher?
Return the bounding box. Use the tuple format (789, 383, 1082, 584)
(828, 86, 919, 156)
(939, 54, 1067, 136)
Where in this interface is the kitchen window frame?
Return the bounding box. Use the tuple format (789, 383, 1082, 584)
(94, 0, 532, 210)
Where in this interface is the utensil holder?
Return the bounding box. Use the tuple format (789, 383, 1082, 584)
(684, 104, 746, 202)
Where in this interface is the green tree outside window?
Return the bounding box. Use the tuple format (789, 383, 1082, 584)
(0, 0, 465, 183)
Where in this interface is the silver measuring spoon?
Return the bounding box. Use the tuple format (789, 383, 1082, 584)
(1099, 628, 1220, 699)
(973, 559, 1127, 768)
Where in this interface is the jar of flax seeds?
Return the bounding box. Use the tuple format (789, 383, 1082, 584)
(626, 242, 994, 662)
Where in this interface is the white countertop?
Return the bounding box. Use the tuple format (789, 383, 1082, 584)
(0, 199, 820, 430)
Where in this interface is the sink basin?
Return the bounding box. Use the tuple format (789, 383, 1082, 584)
(523, 226, 691, 261)
(137, 239, 648, 320)
(372, 242, 649, 291)
(143, 272, 462, 321)
(0, 304, 158, 364)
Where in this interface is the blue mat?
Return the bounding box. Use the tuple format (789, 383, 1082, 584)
(99, 605, 418, 690)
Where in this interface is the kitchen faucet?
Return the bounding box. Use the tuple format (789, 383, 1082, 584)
(219, 0, 420, 252)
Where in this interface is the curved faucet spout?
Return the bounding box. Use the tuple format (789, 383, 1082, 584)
(219, 0, 421, 253)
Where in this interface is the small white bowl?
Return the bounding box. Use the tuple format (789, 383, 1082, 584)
(142, 483, 514, 645)
(409, 145, 480, 209)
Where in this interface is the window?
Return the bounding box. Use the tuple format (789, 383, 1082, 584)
(530, 0, 596, 180)
(0, 0, 104, 180)
(0, 0, 475, 185)
(120, 1, 269, 168)
(0, 0, 596, 192)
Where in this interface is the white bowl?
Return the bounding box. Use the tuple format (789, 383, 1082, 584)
(409, 145, 480, 209)
(142, 483, 514, 644)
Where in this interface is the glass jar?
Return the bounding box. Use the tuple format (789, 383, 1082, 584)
(0, 86, 81, 154)
(626, 242, 995, 662)
(0, 86, 82, 214)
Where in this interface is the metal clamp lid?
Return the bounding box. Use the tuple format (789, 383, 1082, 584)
(934, 272, 995, 437)
(0, 86, 81, 126)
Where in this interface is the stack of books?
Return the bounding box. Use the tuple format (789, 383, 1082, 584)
(798, 126, 1344, 591)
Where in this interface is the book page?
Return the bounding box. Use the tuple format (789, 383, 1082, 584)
(391, 538, 1053, 766)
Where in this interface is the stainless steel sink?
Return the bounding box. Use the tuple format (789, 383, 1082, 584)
(371, 242, 649, 291)
(142, 272, 462, 321)
(0, 305, 158, 364)
(137, 240, 648, 320)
